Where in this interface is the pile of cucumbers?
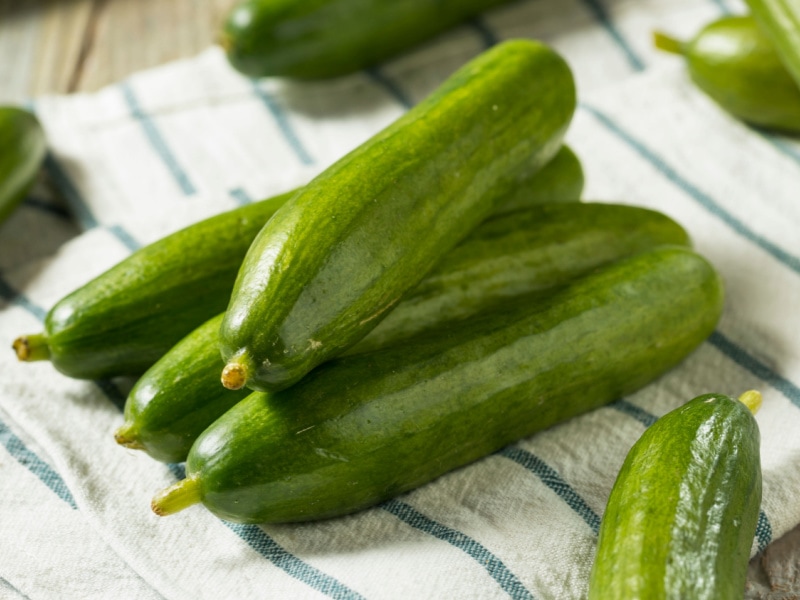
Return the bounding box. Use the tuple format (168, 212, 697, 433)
(11, 37, 763, 597)
(655, 0, 800, 134)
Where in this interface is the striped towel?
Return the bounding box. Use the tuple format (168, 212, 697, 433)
(2, 0, 799, 598)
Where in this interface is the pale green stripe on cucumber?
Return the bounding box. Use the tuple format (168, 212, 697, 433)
(589, 391, 762, 599)
(745, 0, 800, 89)
(152, 246, 723, 523)
(219, 39, 576, 393)
(117, 202, 688, 463)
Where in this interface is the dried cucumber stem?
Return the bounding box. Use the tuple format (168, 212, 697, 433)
(221, 361, 248, 390)
(653, 31, 687, 55)
(151, 476, 202, 516)
(12, 333, 50, 362)
(114, 424, 145, 450)
(739, 390, 763, 415)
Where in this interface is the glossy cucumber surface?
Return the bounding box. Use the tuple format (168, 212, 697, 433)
(13, 142, 580, 380)
(746, 0, 800, 89)
(222, 0, 517, 78)
(153, 246, 724, 523)
(0, 107, 47, 224)
(220, 40, 576, 393)
(119, 203, 686, 463)
(589, 392, 762, 599)
(656, 16, 800, 133)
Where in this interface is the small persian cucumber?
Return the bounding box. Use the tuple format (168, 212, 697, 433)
(0, 106, 47, 224)
(219, 39, 576, 393)
(589, 390, 763, 600)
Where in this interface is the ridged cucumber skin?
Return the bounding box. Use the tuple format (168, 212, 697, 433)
(20, 142, 580, 380)
(685, 16, 800, 133)
(185, 246, 723, 524)
(588, 393, 762, 600)
(745, 0, 800, 89)
(220, 40, 576, 392)
(222, 0, 517, 79)
(0, 107, 47, 224)
(121, 203, 688, 463)
(41, 190, 296, 379)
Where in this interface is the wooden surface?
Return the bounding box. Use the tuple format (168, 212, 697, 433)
(2, 1, 799, 596)
(0, 0, 236, 103)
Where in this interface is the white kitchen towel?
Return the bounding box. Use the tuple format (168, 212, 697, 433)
(3, 0, 800, 598)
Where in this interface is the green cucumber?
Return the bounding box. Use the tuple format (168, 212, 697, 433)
(152, 246, 723, 523)
(745, 0, 800, 89)
(654, 17, 800, 133)
(220, 40, 576, 393)
(0, 107, 47, 224)
(12, 142, 581, 380)
(589, 391, 762, 599)
(117, 203, 688, 463)
(221, 0, 517, 79)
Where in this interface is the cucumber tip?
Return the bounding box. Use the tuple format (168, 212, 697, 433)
(151, 477, 202, 517)
(738, 390, 763, 415)
(221, 362, 248, 390)
(12, 333, 50, 362)
(114, 425, 144, 450)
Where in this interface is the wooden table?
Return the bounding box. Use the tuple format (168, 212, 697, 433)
(0, 0, 235, 103)
(2, 1, 799, 597)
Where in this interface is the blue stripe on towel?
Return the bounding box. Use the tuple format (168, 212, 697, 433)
(579, 0, 645, 71)
(708, 331, 800, 409)
(365, 68, 413, 110)
(229, 187, 253, 206)
(251, 81, 314, 166)
(0, 276, 47, 321)
(499, 447, 601, 533)
(107, 225, 141, 252)
(756, 511, 773, 553)
(43, 154, 99, 229)
(0, 419, 77, 508)
(612, 398, 773, 550)
(582, 103, 800, 276)
(225, 523, 365, 600)
(0, 575, 32, 600)
(120, 82, 197, 196)
(608, 398, 657, 427)
(763, 134, 800, 166)
(710, 0, 732, 15)
(382, 498, 535, 600)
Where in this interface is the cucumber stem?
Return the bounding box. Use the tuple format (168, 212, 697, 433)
(221, 362, 248, 390)
(151, 476, 202, 516)
(12, 333, 50, 362)
(738, 390, 763, 415)
(114, 424, 145, 450)
(653, 31, 686, 56)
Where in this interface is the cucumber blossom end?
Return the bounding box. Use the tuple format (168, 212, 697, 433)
(221, 360, 249, 390)
(114, 424, 145, 450)
(12, 333, 50, 362)
(152, 476, 202, 516)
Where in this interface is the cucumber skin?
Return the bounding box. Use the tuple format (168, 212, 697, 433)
(122, 203, 688, 463)
(686, 16, 800, 133)
(222, 0, 516, 79)
(35, 143, 580, 380)
(188, 246, 723, 524)
(220, 40, 576, 392)
(745, 0, 800, 90)
(0, 107, 47, 224)
(589, 393, 761, 600)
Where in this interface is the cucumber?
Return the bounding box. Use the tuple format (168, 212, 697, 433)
(0, 107, 47, 224)
(745, 0, 800, 89)
(588, 391, 763, 599)
(219, 40, 576, 393)
(654, 17, 800, 133)
(117, 203, 688, 463)
(152, 246, 723, 523)
(221, 0, 517, 79)
(12, 143, 581, 380)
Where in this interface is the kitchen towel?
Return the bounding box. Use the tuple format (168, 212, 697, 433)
(2, 0, 799, 598)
